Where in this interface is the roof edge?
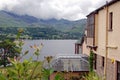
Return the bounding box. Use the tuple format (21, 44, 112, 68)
(87, 0, 120, 17)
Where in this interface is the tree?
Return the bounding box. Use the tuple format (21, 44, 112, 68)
(0, 39, 21, 67)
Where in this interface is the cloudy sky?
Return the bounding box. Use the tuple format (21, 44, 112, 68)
(0, 0, 112, 21)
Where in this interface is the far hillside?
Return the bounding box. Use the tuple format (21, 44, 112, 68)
(0, 10, 86, 40)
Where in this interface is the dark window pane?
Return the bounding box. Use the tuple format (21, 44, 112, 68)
(87, 14, 95, 38)
(102, 57, 104, 67)
(109, 12, 113, 31)
(117, 61, 120, 80)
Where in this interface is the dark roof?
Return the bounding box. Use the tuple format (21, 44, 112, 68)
(75, 35, 85, 45)
(87, 0, 120, 17)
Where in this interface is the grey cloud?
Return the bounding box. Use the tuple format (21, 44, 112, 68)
(93, 0, 112, 9)
(0, 0, 106, 21)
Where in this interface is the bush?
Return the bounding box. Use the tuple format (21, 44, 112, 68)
(83, 72, 102, 80)
(0, 30, 54, 80)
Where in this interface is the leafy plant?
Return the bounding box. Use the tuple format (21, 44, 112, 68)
(83, 72, 101, 80)
(89, 50, 94, 72)
(54, 72, 64, 80)
(0, 29, 68, 80)
(42, 68, 54, 80)
(0, 29, 54, 80)
(0, 33, 23, 67)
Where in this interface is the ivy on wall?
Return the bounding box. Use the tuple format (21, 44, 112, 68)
(89, 50, 94, 72)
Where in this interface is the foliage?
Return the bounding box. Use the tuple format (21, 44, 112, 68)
(89, 50, 94, 72)
(0, 39, 22, 67)
(6, 59, 43, 80)
(0, 30, 55, 80)
(0, 11, 86, 40)
(0, 27, 83, 40)
(42, 68, 54, 80)
(54, 72, 64, 80)
(85, 50, 102, 80)
(0, 29, 24, 67)
(0, 29, 80, 80)
(83, 72, 102, 80)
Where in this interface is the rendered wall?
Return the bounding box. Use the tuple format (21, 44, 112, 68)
(107, 1, 120, 61)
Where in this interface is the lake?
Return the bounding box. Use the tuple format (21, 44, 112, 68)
(22, 40, 77, 61)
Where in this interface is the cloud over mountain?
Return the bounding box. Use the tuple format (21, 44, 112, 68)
(0, 0, 111, 21)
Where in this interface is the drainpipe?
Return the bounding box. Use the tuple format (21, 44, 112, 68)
(104, 1, 108, 80)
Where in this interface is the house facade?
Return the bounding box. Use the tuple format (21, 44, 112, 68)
(82, 0, 120, 80)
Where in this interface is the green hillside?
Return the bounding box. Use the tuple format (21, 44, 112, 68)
(0, 10, 86, 39)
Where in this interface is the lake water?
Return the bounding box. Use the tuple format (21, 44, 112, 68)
(22, 40, 77, 61)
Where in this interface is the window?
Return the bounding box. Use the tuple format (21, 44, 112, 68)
(109, 12, 113, 31)
(102, 57, 104, 67)
(117, 61, 120, 80)
(87, 14, 95, 38)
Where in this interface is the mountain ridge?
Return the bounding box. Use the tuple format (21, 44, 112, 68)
(0, 10, 86, 39)
(0, 10, 86, 29)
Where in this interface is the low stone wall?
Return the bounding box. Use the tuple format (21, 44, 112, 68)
(50, 71, 88, 80)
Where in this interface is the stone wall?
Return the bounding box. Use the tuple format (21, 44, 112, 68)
(50, 71, 88, 80)
(95, 54, 117, 80)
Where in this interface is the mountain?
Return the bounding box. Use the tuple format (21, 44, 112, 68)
(0, 11, 39, 27)
(0, 10, 86, 39)
(39, 18, 86, 33)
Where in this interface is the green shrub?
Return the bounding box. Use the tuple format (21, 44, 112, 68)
(0, 30, 54, 80)
(83, 72, 102, 80)
(89, 50, 94, 72)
